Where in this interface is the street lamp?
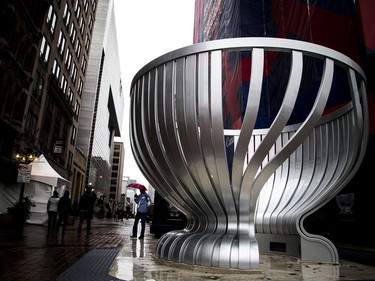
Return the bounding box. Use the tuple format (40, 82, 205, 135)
(14, 152, 37, 163)
(13, 151, 37, 203)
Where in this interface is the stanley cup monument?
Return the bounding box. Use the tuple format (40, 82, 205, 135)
(129, 38, 368, 269)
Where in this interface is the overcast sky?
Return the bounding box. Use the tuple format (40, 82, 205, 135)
(113, 0, 195, 186)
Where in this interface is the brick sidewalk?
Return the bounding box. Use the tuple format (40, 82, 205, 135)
(0, 218, 130, 281)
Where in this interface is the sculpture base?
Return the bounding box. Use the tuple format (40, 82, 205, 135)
(154, 257, 263, 275)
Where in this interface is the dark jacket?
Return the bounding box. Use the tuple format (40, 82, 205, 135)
(78, 192, 95, 215)
(58, 190, 71, 216)
(135, 191, 151, 213)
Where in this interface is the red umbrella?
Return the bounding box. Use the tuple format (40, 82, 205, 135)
(127, 183, 147, 191)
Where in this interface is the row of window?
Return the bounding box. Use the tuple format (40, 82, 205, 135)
(33, 0, 98, 172)
(38, 1, 96, 127)
(34, 0, 97, 159)
(40, 33, 85, 87)
(66, 0, 98, 150)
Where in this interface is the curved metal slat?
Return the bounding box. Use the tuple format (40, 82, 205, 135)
(129, 38, 368, 269)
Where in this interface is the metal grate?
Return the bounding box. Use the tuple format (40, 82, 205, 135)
(58, 248, 122, 281)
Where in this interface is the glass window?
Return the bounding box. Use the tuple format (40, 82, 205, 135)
(32, 72, 44, 104)
(46, 5, 57, 34)
(75, 39, 81, 59)
(63, 3, 71, 27)
(81, 55, 87, 73)
(57, 31, 66, 56)
(88, 14, 93, 31)
(76, 5, 81, 19)
(60, 75, 68, 94)
(71, 126, 77, 145)
(71, 63, 77, 83)
(52, 59, 60, 80)
(79, 16, 85, 35)
(25, 111, 37, 137)
(39, 36, 50, 64)
(84, 34, 90, 51)
(77, 77, 83, 96)
(70, 24, 76, 43)
(91, 0, 96, 12)
(64, 48, 72, 69)
(84, 0, 89, 13)
(74, 101, 80, 118)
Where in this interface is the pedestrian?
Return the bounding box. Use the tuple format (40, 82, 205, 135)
(56, 190, 71, 235)
(77, 188, 95, 237)
(130, 186, 151, 239)
(125, 203, 131, 219)
(119, 207, 125, 221)
(47, 190, 59, 233)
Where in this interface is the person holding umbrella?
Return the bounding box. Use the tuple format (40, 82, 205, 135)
(128, 183, 151, 239)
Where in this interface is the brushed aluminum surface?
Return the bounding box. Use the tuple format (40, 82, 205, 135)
(129, 38, 368, 269)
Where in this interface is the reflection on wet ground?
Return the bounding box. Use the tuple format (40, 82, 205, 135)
(110, 221, 375, 281)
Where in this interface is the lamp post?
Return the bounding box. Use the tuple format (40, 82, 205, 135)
(13, 151, 37, 203)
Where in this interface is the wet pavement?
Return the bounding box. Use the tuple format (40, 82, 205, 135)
(1, 218, 375, 280)
(0, 218, 126, 281)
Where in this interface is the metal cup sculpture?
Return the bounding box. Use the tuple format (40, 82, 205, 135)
(129, 38, 368, 269)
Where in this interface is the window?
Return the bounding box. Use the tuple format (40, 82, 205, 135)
(75, 4, 81, 19)
(74, 0, 79, 12)
(91, 0, 96, 12)
(68, 88, 74, 105)
(69, 24, 76, 43)
(74, 101, 80, 118)
(84, 0, 89, 13)
(39, 36, 51, 64)
(81, 55, 87, 73)
(79, 16, 85, 35)
(63, 3, 71, 27)
(63, 117, 69, 139)
(25, 111, 37, 138)
(46, 5, 57, 34)
(71, 63, 77, 83)
(64, 48, 72, 70)
(60, 75, 68, 94)
(55, 107, 62, 125)
(84, 34, 90, 51)
(67, 151, 73, 172)
(88, 14, 93, 31)
(40, 119, 52, 151)
(75, 39, 81, 59)
(71, 126, 77, 145)
(52, 59, 61, 80)
(32, 72, 44, 104)
(77, 77, 83, 96)
(57, 31, 66, 56)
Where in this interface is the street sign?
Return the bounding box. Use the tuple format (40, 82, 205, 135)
(17, 169, 31, 183)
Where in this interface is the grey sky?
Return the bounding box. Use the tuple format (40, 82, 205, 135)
(114, 0, 195, 185)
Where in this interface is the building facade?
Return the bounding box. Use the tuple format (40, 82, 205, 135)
(0, 0, 124, 213)
(0, 0, 50, 183)
(0, 0, 98, 206)
(76, 0, 124, 201)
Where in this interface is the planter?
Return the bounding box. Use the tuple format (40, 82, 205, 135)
(0, 214, 12, 225)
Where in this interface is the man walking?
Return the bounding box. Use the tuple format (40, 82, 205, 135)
(77, 188, 95, 237)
